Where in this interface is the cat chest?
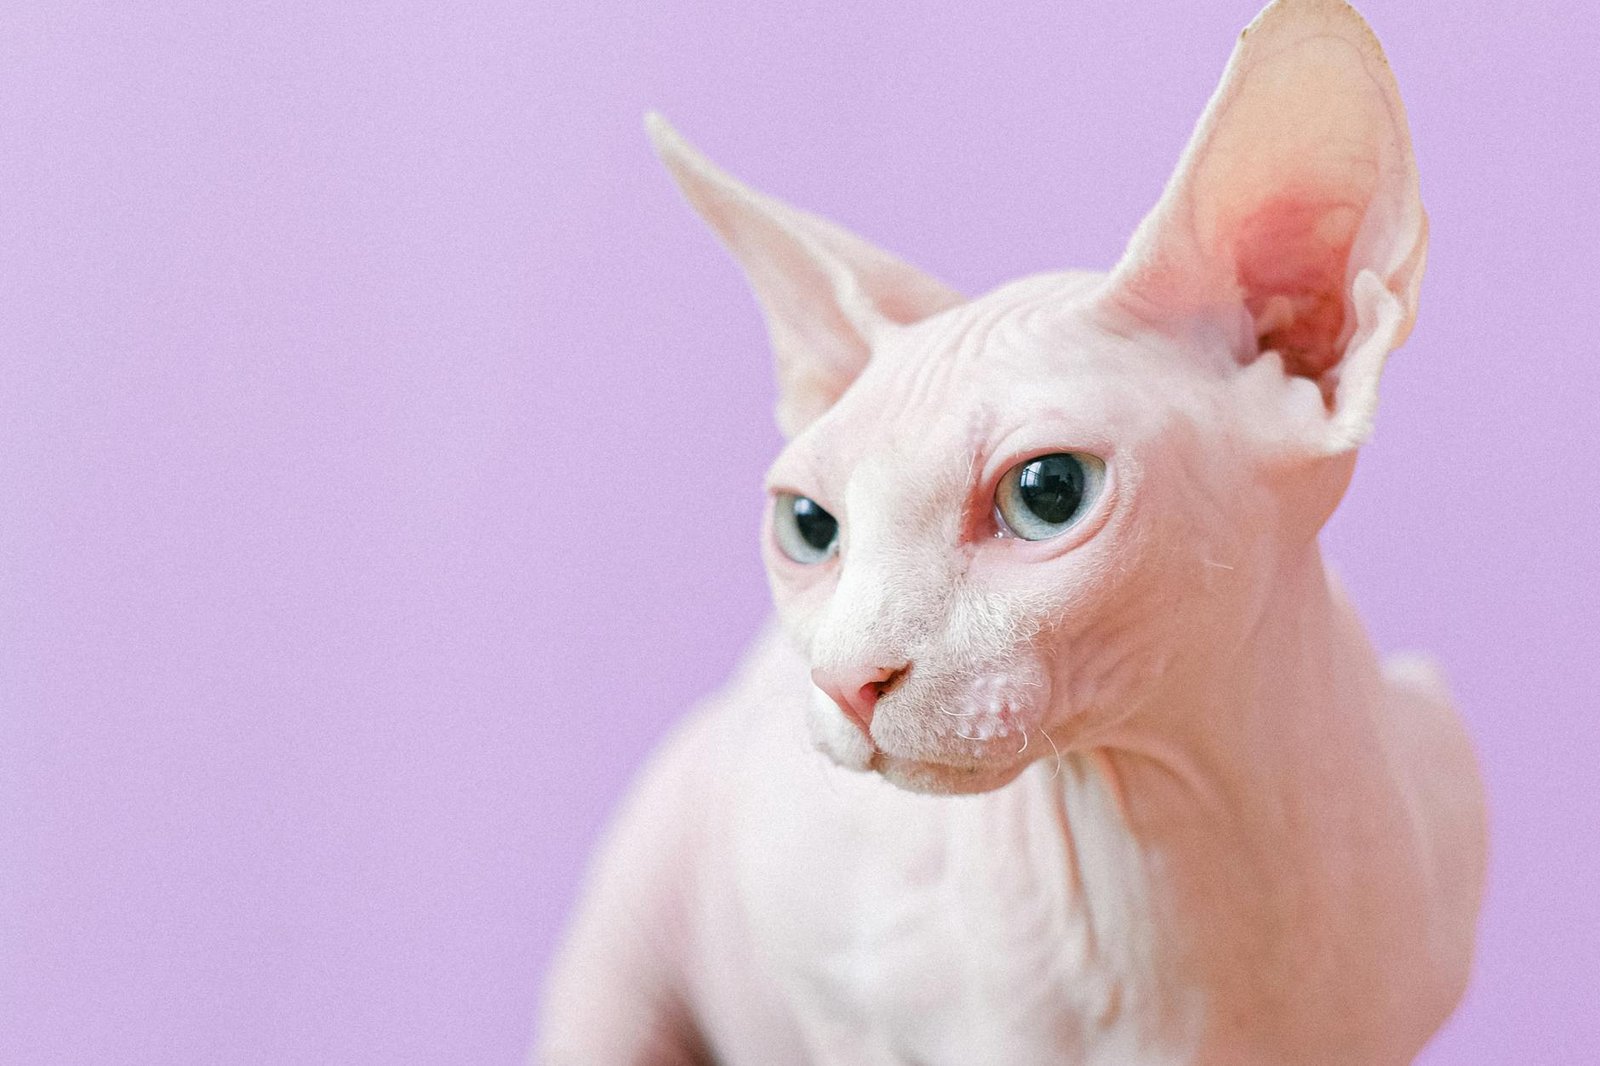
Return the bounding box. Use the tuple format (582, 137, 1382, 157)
(722, 769, 1155, 1063)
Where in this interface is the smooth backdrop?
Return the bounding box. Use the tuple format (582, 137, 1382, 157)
(2, 1, 1595, 1062)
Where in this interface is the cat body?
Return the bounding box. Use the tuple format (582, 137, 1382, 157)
(546, 615, 1478, 1065)
(539, 2, 1486, 1062)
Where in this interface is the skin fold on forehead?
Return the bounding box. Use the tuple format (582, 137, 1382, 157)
(769, 272, 1219, 508)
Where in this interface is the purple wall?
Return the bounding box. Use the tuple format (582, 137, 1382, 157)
(2, 1, 1594, 1061)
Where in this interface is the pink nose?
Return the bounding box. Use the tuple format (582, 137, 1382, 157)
(811, 663, 907, 737)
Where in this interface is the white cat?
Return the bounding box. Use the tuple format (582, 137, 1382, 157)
(538, 1, 1486, 1062)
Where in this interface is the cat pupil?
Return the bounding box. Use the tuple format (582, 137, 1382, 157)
(1018, 455, 1085, 524)
(793, 497, 838, 551)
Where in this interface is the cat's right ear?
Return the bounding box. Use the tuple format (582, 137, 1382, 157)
(647, 115, 964, 438)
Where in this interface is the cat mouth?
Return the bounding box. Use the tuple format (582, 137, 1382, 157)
(809, 679, 1048, 793)
(867, 749, 1034, 795)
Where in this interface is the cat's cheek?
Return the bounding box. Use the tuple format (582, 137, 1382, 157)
(762, 559, 834, 646)
(1038, 619, 1169, 744)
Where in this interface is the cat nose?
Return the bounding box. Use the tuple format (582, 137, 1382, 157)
(811, 663, 908, 737)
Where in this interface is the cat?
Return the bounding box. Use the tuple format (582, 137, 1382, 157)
(537, 0, 1486, 1062)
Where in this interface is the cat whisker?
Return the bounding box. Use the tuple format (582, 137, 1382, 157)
(1017, 728, 1029, 756)
(1043, 727, 1063, 781)
(955, 728, 983, 741)
(938, 707, 979, 718)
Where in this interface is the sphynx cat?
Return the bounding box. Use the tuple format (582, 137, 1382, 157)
(537, 1, 1487, 1062)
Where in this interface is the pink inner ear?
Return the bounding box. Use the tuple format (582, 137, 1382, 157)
(1232, 193, 1361, 401)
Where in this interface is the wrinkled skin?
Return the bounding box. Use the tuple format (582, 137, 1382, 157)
(537, 1, 1487, 1063)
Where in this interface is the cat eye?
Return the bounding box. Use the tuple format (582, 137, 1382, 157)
(773, 493, 839, 564)
(994, 452, 1105, 541)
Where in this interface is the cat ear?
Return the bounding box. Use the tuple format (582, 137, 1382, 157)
(1100, 0, 1426, 450)
(647, 114, 964, 437)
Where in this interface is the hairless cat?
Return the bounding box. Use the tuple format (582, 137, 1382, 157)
(538, 1, 1487, 1061)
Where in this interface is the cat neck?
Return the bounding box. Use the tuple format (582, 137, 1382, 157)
(1057, 543, 1427, 1054)
(1096, 542, 1391, 832)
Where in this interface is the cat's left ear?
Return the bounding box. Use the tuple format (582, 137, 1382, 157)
(1099, 0, 1426, 451)
(648, 115, 964, 438)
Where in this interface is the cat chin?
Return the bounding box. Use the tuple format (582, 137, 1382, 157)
(868, 752, 1033, 796)
(807, 709, 1034, 794)
(807, 695, 1050, 794)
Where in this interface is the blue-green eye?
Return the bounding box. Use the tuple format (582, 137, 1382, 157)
(995, 453, 1105, 541)
(774, 493, 839, 563)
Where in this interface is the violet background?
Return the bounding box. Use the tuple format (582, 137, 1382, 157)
(2, 0, 1595, 1062)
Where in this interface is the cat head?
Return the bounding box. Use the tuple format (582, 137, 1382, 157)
(651, 0, 1425, 794)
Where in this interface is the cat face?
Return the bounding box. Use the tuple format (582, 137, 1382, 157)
(652, 0, 1426, 794)
(762, 273, 1310, 792)
(763, 274, 1198, 790)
